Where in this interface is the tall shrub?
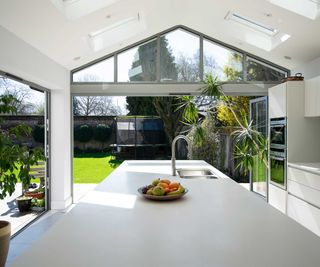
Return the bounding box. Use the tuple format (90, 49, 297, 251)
(187, 116, 221, 168)
(33, 124, 45, 143)
(74, 124, 93, 143)
(93, 124, 111, 143)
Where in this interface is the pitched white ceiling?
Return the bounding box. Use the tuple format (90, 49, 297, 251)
(1, 0, 320, 71)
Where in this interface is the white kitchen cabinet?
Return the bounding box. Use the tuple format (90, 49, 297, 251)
(269, 82, 287, 118)
(287, 166, 320, 210)
(269, 184, 287, 213)
(287, 194, 320, 237)
(305, 76, 320, 117)
(288, 180, 320, 208)
(288, 166, 320, 191)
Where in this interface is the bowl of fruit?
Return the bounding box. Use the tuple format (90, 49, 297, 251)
(138, 178, 188, 201)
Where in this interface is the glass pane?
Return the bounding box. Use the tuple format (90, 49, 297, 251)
(250, 97, 268, 197)
(246, 57, 286, 81)
(203, 39, 243, 81)
(0, 75, 48, 235)
(73, 57, 114, 82)
(117, 39, 157, 82)
(160, 29, 200, 82)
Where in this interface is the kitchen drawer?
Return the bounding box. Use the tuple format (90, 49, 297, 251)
(269, 184, 286, 213)
(288, 167, 320, 191)
(288, 179, 320, 208)
(287, 194, 320, 237)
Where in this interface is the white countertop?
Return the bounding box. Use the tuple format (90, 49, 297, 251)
(10, 160, 320, 267)
(288, 162, 320, 175)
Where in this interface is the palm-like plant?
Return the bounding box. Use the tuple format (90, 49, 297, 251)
(180, 73, 268, 174)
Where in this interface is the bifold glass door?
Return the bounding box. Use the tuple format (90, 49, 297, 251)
(249, 97, 268, 197)
(0, 73, 50, 235)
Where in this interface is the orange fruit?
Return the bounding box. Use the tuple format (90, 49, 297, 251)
(160, 179, 171, 185)
(169, 182, 179, 189)
(158, 182, 169, 189)
(164, 187, 171, 193)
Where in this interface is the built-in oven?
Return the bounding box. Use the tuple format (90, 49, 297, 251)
(270, 117, 286, 149)
(270, 148, 286, 189)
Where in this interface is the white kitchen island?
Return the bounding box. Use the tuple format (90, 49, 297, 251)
(10, 160, 320, 267)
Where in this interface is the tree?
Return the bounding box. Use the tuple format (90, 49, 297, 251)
(74, 96, 102, 116)
(159, 37, 178, 81)
(95, 97, 121, 116)
(126, 97, 157, 116)
(247, 59, 285, 81)
(176, 51, 200, 81)
(0, 76, 36, 114)
(223, 53, 243, 81)
(216, 96, 252, 127)
(153, 97, 185, 144)
(126, 36, 184, 144)
(73, 97, 81, 116)
(73, 96, 121, 116)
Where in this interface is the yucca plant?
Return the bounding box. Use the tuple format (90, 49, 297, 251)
(179, 73, 268, 174)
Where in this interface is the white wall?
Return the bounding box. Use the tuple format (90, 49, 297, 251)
(293, 56, 320, 80)
(0, 25, 72, 210)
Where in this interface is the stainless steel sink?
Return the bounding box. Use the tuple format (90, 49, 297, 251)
(177, 169, 218, 179)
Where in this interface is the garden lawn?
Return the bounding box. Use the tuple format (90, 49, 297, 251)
(73, 153, 123, 184)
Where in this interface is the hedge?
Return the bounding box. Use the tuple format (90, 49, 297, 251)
(74, 124, 93, 143)
(93, 124, 111, 143)
(33, 124, 45, 143)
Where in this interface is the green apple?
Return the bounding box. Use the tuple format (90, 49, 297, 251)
(152, 178, 160, 186)
(146, 189, 154, 195)
(152, 186, 165, 196)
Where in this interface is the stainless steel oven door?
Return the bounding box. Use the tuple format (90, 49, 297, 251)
(270, 154, 286, 189)
(270, 125, 286, 149)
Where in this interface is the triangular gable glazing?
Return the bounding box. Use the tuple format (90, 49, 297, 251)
(72, 26, 288, 83)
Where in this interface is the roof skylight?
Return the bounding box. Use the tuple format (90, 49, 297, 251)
(50, 0, 120, 20)
(269, 0, 320, 20)
(224, 11, 290, 51)
(225, 11, 278, 36)
(87, 13, 146, 52)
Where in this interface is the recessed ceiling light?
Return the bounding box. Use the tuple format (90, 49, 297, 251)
(284, 56, 292, 60)
(225, 11, 278, 36)
(73, 56, 81, 61)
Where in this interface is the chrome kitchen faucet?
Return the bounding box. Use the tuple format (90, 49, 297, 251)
(171, 135, 191, 176)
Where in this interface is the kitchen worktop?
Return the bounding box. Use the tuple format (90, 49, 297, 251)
(288, 162, 320, 175)
(10, 160, 320, 267)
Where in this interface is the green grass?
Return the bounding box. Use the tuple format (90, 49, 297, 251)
(73, 153, 123, 184)
(252, 155, 267, 183)
(8, 163, 42, 184)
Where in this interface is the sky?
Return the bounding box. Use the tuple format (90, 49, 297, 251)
(0, 75, 45, 106)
